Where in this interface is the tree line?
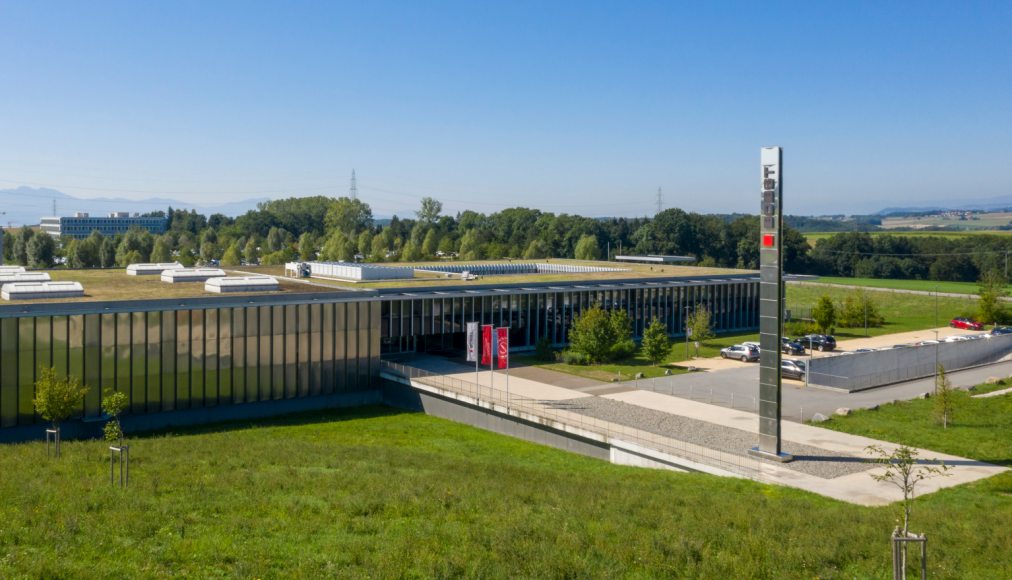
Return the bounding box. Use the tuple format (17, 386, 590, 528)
(3, 196, 1010, 287)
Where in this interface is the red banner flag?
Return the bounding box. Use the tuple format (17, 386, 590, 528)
(496, 327, 509, 369)
(481, 325, 493, 365)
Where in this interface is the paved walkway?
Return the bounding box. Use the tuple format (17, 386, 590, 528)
(391, 354, 1007, 506)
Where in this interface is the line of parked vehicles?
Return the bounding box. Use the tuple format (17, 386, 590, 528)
(716, 317, 1006, 381)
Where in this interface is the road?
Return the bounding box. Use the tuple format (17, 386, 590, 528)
(632, 360, 1012, 422)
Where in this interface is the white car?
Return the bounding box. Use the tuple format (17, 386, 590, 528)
(720, 344, 759, 362)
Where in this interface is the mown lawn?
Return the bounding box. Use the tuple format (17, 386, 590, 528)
(515, 331, 758, 382)
(786, 284, 979, 338)
(813, 380, 1012, 467)
(0, 405, 1009, 577)
(808, 276, 1012, 297)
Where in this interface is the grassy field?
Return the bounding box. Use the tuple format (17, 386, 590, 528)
(882, 212, 1012, 230)
(786, 284, 978, 338)
(815, 379, 1012, 467)
(516, 331, 758, 382)
(1, 405, 1010, 577)
(803, 230, 1012, 243)
(805, 276, 1003, 295)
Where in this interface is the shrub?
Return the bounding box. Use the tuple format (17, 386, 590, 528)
(785, 320, 817, 337)
(559, 349, 591, 365)
(534, 337, 554, 362)
(609, 338, 637, 361)
(33, 367, 89, 431)
(812, 295, 837, 334)
(102, 389, 129, 444)
(838, 289, 885, 328)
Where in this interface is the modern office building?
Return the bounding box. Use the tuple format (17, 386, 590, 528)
(0, 274, 758, 439)
(40, 212, 168, 239)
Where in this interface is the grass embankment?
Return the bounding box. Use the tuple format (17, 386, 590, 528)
(815, 380, 1012, 467)
(786, 284, 978, 339)
(804, 276, 1012, 296)
(1, 406, 1010, 577)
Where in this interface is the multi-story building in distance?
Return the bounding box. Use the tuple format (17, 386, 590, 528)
(40, 211, 168, 239)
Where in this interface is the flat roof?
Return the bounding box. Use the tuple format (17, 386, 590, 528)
(244, 259, 752, 290)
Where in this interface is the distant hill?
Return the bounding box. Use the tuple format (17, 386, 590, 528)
(0, 187, 269, 227)
(879, 193, 1012, 215)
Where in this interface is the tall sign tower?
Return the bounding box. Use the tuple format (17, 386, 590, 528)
(751, 146, 793, 462)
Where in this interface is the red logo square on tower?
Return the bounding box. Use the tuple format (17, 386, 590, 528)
(762, 234, 775, 248)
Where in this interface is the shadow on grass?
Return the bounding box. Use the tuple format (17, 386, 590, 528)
(126, 404, 417, 441)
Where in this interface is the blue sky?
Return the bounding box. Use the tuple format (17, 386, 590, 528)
(1, 1, 1009, 217)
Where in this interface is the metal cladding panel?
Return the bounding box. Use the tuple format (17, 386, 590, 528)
(758, 146, 784, 456)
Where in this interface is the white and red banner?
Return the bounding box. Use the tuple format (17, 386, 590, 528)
(481, 325, 493, 366)
(496, 327, 509, 369)
(466, 322, 478, 362)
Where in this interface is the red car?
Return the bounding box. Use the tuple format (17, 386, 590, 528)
(950, 317, 983, 330)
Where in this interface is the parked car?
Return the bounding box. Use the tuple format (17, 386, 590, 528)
(944, 335, 971, 342)
(949, 317, 983, 330)
(990, 326, 1012, 335)
(801, 334, 837, 352)
(720, 344, 760, 362)
(781, 338, 805, 355)
(781, 359, 806, 380)
(742, 341, 761, 352)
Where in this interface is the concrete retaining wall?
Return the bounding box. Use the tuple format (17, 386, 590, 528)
(810, 333, 1012, 391)
(383, 381, 611, 461)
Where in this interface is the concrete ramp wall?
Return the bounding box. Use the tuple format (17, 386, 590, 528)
(809, 333, 1012, 391)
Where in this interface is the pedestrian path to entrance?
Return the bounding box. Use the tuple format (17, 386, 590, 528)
(385, 354, 1006, 506)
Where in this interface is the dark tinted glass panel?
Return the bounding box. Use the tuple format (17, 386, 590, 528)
(131, 312, 146, 413)
(146, 311, 160, 412)
(161, 311, 176, 412)
(190, 309, 205, 408)
(176, 310, 191, 409)
(204, 309, 218, 406)
(1, 318, 18, 427)
(18, 318, 35, 424)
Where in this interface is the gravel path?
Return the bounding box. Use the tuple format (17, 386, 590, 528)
(552, 396, 876, 479)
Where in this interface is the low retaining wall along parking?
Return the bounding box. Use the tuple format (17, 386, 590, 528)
(809, 333, 1012, 391)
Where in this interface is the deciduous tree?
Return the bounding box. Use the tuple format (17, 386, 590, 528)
(641, 318, 671, 364)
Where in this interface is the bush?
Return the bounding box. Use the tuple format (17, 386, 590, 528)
(785, 320, 816, 337)
(812, 295, 837, 334)
(534, 337, 554, 362)
(609, 338, 637, 361)
(559, 349, 591, 365)
(33, 367, 89, 430)
(838, 290, 885, 328)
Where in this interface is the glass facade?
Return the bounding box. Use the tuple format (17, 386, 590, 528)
(379, 278, 759, 354)
(0, 299, 381, 429)
(0, 277, 756, 431)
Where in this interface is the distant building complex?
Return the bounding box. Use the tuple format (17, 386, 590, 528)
(40, 211, 168, 239)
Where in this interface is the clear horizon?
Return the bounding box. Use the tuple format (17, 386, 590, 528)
(2, 1, 1009, 218)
